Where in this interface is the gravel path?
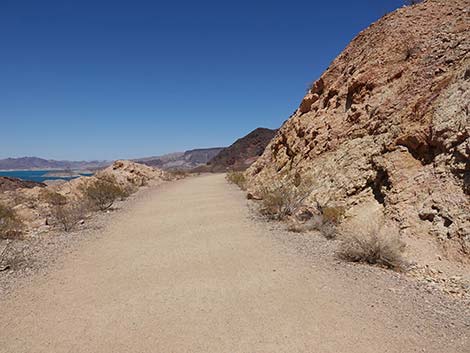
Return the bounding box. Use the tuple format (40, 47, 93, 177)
(0, 174, 468, 353)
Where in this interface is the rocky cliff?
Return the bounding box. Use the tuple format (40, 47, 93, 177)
(246, 0, 469, 261)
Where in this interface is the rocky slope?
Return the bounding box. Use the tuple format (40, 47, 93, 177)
(204, 128, 277, 172)
(136, 148, 224, 170)
(0, 177, 46, 192)
(246, 0, 469, 263)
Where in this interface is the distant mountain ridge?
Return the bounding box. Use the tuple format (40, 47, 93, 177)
(135, 147, 224, 170)
(0, 157, 110, 171)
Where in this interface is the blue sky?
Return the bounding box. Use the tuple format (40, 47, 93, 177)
(0, 0, 403, 160)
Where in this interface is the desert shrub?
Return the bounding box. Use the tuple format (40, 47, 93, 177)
(320, 222, 337, 239)
(161, 170, 189, 182)
(259, 176, 313, 221)
(119, 183, 139, 200)
(287, 215, 322, 233)
(286, 213, 338, 239)
(41, 189, 67, 206)
(321, 206, 345, 225)
(338, 221, 406, 271)
(80, 176, 126, 211)
(226, 171, 247, 190)
(0, 204, 23, 239)
(168, 170, 189, 179)
(52, 201, 86, 232)
(0, 241, 25, 271)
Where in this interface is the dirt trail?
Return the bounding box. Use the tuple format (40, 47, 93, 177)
(0, 174, 468, 353)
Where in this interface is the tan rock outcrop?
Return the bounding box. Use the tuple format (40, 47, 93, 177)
(246, 0, 470, 261)
(97, 160, 168, 187)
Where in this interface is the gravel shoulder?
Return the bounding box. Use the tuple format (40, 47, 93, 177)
(0, 174, 469, 353)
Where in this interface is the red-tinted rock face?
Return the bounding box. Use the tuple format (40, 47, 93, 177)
(206, 128, 277, 172)
(246, 0, 469, 261)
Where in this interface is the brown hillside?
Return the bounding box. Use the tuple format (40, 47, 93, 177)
(0, 177, 46, 192)
(246, 0, 469, 262)
(205, 128, 277, 172)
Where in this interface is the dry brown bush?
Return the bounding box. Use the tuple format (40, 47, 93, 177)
(286, 214, 338, 239)
(0, 204, 23, 239)
(338, 220, 406, 271)
(120, 183, 139, 200)
(320, 222, 337, 239)
(321, 206, 345, 224)
(169, 170, 189, 179)
(226, 171, 247, 190)
(80, 176, 127, 211)
(51, 201, 87, 232)
(259, 175, 313, 221)
(40, 189, 67, 206)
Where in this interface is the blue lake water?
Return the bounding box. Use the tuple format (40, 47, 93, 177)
(0, 170, 93, 183)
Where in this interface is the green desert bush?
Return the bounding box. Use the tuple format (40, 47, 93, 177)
(226, 171, 247, 190)
(0, 204, 23, 239)
(338, 220, 406, 271)
(80, 176, 127, 211)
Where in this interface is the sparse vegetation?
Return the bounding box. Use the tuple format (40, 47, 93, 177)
(287, 215, 321, 233)
(320, 221, 337, 239)
(120, 183, 138, 200)
(286, 211, 339, 239)
(51, 201, 87, 232)
(226, 171, 247, 190)
(168, 170, 189, 179)
(338, 220, 406, 271)
(320, 205, 345, 224)
(80, 176, 127, 211)
(258, 175, 313, 221)
(0, 204, 23, 239)
(41, 189, 67, 206)
(41, 190, 87, 232)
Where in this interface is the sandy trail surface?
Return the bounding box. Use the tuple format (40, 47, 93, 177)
(0, 174, 468, 353)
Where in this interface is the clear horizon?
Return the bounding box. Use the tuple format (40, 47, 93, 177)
(1, 1, 404, 160)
